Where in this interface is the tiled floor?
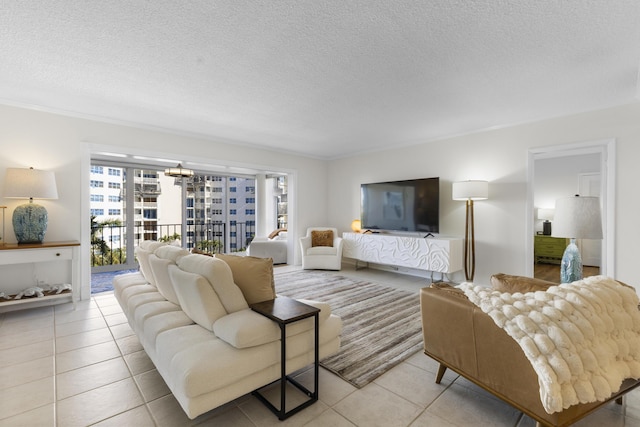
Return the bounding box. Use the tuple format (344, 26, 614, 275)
(1, 266, 640, 426)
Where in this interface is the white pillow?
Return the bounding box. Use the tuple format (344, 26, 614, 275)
(177, 254, 248, 313)
(168, 265, 227, 331)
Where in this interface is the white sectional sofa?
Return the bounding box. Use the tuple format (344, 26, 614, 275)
(113, 241, 342, 419)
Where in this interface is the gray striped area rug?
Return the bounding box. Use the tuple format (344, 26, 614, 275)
(275, 270, 423, 388)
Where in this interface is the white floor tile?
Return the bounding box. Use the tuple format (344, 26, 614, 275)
(0, 376, 54, 420)
(56, 357, 131, 399)
(55, 340, 121, 373)
(56, 378, 144, 426)
(0, 356, 53, 390)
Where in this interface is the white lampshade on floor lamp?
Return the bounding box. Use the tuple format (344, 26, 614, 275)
(452, 180, 489, 282)
(552, 195, 602, 283)
(3, 167, 58, 243)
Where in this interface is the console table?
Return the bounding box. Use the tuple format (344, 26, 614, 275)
(0, 241, 80, 311)
(342, 232, 463, 278)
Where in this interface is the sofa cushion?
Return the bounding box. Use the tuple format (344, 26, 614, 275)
(178, 254, 248, 314)
(215, 254, 276, 304)
(168, 265, 228, 331)
(213, 309, 280, 348)
(149, 245, 189, 305)
(490, 273, 556, 293)
(135, 241, 168, 287)
(311, 229, 334, 247)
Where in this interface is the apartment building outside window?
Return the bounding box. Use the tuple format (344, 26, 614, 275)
(90, 162, 259, 271)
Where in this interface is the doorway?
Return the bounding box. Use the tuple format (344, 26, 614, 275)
(526, 139, 615, 280)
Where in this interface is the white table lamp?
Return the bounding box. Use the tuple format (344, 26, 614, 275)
(552, 195, 602, 283)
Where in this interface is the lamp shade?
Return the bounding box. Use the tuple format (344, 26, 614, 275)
(351, 219, 361, 232)
(452, 180, 489, 201)
(3, 167, 58, 200)
(552, 195, 602, 240)
(537, 208, 554, 221)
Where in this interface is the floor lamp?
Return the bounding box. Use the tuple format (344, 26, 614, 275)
(552, 195, 602, 283)
(452, 180, 489, 282)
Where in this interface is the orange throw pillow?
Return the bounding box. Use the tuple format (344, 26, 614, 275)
(311, 230, 334, 247)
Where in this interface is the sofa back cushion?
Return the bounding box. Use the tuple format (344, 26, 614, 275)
(490, 273, 556, 293)
(215, 254, 276, 304)
(149, 246, 189, 304)
(177, 254, 248, 313)
(168, 264, 227, 330)
(135, 241, 167, 286)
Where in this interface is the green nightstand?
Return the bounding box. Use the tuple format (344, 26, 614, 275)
(534, 235, 569, 264)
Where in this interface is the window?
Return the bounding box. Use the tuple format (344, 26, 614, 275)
(230, 209, 237, 215)
(91, 209, 104, 215)
(108, 209, 121, 215)
(108, 168, 121, 176)
(212, 188, 222, 193)
(108, 182, 121, 189)
(91, 166, 103, 174)
(229, 198, 236, 204)
(229, 177, 236, 181)
(90, 180, 104, 188)
(230, 232, 237, 237)
(212, 209, 222, 215)
(246, 220, 255, 226)
(230, 221, 237, 226)
(90, 194, 104, 202)
(143, 209, 157, 219)
(245, 209, 255, 215)
(230, 187, 237, 193)
(108, 195, 120, 202)
(245, 197, 255, 204)
(245, 186, 255, 193)
(212, 198, 222, 204)
(109, 235, 121, 243)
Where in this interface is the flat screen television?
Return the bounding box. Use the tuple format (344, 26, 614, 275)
(360, 177, 439, 233)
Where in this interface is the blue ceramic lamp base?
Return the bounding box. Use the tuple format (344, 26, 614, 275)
(560, 239, 583, 283)
(12, 202, 48, 243)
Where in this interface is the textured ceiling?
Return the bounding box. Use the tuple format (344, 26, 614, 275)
(1, 1, 639, 159)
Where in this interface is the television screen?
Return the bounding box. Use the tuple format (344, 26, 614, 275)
(361, 177, 439, 233)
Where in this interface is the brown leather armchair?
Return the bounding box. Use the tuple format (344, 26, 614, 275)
(420, 283, 640, 427)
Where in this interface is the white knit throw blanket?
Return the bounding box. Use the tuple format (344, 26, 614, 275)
(460, 276, 640, 414)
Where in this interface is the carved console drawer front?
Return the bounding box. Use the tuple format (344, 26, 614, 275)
(342, 232, 463, 273)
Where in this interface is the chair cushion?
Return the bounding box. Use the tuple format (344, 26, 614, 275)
(307, 246, 338, 256)
(311, 230, 334, 247)
(215, 254, 276, 304)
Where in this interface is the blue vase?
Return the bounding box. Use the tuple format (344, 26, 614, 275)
(12, 202, 48, 243)
(560, 239, 582, 283)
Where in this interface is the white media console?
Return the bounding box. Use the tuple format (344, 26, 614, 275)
(342, 232, 463, 276)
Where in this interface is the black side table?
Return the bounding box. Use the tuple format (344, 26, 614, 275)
(250, 296, 320, 420)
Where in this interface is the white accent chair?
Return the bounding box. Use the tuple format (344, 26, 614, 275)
(300, 227, 343, 270)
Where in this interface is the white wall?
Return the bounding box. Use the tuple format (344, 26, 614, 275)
(329, 103, 640, 287)
(0, 104, 328, 299)
(2, 102, 640, 293)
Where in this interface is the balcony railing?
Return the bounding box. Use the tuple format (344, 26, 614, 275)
(91, 221, 255, 269)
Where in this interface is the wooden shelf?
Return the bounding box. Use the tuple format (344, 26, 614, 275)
(0, 290, 72, 312)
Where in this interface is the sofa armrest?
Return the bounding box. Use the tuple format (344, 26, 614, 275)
(420, 285, 479, 378)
